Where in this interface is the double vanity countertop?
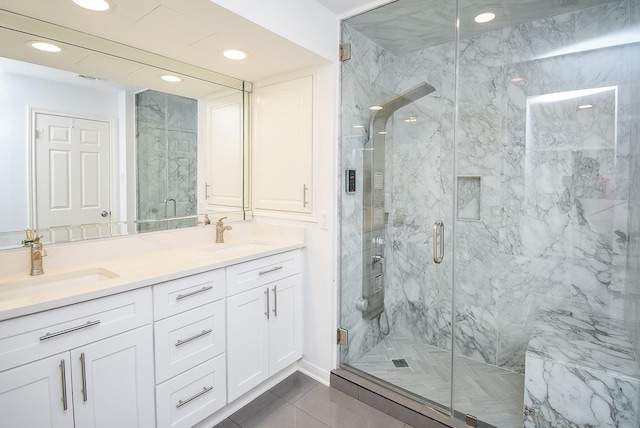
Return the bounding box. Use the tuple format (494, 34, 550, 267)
(0, 226, 305, 322)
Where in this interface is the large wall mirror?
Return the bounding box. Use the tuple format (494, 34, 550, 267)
(0, 9, 251, 250)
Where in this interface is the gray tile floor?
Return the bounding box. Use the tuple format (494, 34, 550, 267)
(350, 335, 525, 428)
(214, 372, 412, 428)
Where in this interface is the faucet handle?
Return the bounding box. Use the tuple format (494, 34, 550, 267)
(217, 217, 227, 225)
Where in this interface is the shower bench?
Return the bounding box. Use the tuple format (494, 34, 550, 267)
(523, 308, 640, 427)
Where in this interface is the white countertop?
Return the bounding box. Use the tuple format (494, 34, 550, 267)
(0, 223, 305, 322)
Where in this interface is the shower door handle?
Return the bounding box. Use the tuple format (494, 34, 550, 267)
(433, 221, 444, 264)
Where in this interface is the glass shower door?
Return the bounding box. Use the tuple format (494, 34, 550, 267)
(338, 1, 458, 415)
(452, 0, 640, 426)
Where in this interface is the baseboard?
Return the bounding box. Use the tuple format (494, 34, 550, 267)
(297, 359, 331, 386)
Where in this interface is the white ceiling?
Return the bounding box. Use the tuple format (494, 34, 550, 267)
(0, 0, 330, 83)
(315, 0, 388, 16)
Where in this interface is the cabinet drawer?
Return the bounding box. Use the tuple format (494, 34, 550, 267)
(0, 288, 151, 372)
(155, 354, 226, 428)
(226, 250, 301, 296)
(154, 300, 226, 383)
(153, 269, 225, 320)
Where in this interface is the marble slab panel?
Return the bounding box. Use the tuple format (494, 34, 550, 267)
(524, 308, 640, 427)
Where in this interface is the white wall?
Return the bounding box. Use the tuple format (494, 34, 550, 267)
(211, 0, 341, 381)
(0, 72, 121, 236)
(210, 0, 337, 62)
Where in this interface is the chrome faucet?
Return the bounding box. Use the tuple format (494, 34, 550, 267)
(215, 217, 232, 243)
(22, 230, 47, 276)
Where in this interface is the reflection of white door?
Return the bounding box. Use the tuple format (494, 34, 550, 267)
(34, 113, 111, 237)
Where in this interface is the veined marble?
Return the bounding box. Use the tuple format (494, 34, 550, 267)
(524, 308, 640, 427)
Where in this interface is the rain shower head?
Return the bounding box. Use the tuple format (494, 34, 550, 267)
(366, 82, 436, 144)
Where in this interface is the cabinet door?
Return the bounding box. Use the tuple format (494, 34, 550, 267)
(71, 325, 155, 428)
(227, 286, 269, 402)
(0, 353, 74, 428)
(268, 275, 303, 374)
(253, 75, 313, 214)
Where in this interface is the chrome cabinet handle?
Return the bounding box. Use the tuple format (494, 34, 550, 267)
(272, 286, 278, 317)
(176, 286, 213, 301)
(264, 288, 270, 319)
(40, 320, 100, 341)
(80, 352, 88, 402)
(175, 329, 213, 347)
(259, 266, 283, 276)
(433, 221, 444, 264)
(60, 359, 68, 411)
(303, 184, 309, 207)
(176, 386, 213, 409)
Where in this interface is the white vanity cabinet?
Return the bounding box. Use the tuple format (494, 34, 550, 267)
(153, 269, 227, 428)
(226, 250, 303, 402)
(0, 288, 155, 428)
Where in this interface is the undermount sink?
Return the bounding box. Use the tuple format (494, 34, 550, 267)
(0, 267, 119, 293)
(199, 242, 271, 255)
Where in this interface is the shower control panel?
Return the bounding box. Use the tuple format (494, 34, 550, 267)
(346, 169, 356, 193)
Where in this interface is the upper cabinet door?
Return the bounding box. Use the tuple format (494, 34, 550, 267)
(204, 91, 246, 213)
(253, 74, 313, 215)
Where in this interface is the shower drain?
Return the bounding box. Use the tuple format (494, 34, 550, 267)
(392, 358, 409, 368)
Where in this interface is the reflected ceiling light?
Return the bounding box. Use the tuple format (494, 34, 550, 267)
(161, 75, 182, 83)
(73, 0, 110, 11)
(379, 131, 388, 135)
(369, 105, 383, 111)
(475, 12, 496, 23)
(26, 41, 62, 52)
(404, 117, 417, 123)
(510, 77, 524, 83)
(353, 125, 364, 128)
(222, 49, 248, 60)
(578, 103, 594, 109)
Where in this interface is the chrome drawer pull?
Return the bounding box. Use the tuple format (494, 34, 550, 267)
(259, 266, 283, 276)
(175, 329, 213, 347)
(60, 359, 68, 411)
(176, 286, 213, 301)
(176, 386, 213, 409)
(40, 320, 101, 341)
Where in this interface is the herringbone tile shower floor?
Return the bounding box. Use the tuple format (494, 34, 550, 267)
(351, 335, 524, 428)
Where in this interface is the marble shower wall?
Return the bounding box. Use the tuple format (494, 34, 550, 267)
(340, 0, 638, 374)
(136, 90, 198, 232)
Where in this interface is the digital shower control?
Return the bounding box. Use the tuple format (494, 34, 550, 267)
(346, 169, 356, 193)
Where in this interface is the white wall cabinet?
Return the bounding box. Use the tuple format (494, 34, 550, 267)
(226, 250, 303, 402)
(0, 289, 155, 428)
(203, 91, 247, 214)
(253, 75, 313, 215)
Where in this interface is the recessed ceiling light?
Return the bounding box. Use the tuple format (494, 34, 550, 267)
(161, 75, 182, 83)
(578, 103, 593, 109)
(73, 0, 110, 11)
(26, 41, 62, 52)
(475, 12, 496, 24)
(222, 49, 248, 60)
(369, 105, 383, 111)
